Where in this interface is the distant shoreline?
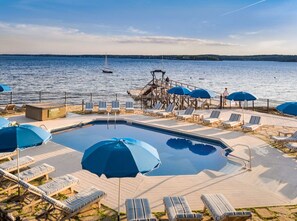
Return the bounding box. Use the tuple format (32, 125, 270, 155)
(1, 54, 297, 62)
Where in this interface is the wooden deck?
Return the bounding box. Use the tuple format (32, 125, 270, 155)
(17, 113, 297, 212)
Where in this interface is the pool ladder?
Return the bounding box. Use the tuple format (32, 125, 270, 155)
(106, 112, 117, 129)
(39, 124, 49, 131)
(222, 144, 252, 171)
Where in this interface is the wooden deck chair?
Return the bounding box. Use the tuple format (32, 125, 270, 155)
(84, 102, 94, 113)
(125, 102, 134, 113)
(164, 196, 203, 221)
(0, 156, 35, 173)
(0, 163, 55, 195)
(176, 107, 195, 120)
(0, 151, 17, 161)
(19, 174, 79, 210)
(0, 104, 16, 114)
(203, 110, 221, 125)
(38, 187, 106, 221)
(98, 101, 107, 114)
(111, 101, 120, 113)
(144, 102, 163, 114)
(157, 103, 175, 117)
(201, 194, 252, 221)
(126, 198, 157, 221)
(271, 131, 297, 143)
(222, 113, 242, 128)
(242, 115, 262, 131)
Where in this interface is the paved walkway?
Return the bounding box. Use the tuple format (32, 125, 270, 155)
(8, 112, 297, 212)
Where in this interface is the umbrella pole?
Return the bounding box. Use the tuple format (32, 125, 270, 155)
(17, 148, 20, 196)
(118, 178, 121, 221)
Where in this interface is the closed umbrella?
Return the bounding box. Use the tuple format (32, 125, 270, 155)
(227, 91, 257, 123)
(0, 124, 52, 194)
(276, 102, 297, 116)
(81, 138, 161, 221)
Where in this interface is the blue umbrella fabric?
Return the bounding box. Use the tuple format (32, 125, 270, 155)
(82, 138, 161, 178)
(82, 138, 161, 220)
(167, 86, 191, 95)
(0, 117, 10, 129)
(227, 91, 257, 101)
(0, 84, 12, 92)
(189, 88, 216, 99)
(0, 124, 52, 152)
(276, 102, 297, 116)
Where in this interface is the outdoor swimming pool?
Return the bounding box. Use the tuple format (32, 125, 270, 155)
(52, 120, 241, 176)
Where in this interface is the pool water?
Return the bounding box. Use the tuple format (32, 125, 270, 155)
(52, 121, 238, 176)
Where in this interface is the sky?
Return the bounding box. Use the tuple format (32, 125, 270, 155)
(0, 0, 297, 55)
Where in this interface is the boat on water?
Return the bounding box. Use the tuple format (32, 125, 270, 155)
(102, 55, 113, 73)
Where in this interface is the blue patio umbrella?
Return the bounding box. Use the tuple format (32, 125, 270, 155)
(0, 84, 12, 92)
(81, 137, 161, 220)
(189, 88, 216, 99)
(0, 117, 10, 129)
(227, 91, 257, 123)
(276, 102, 297, 116)
(167, 86, 191, 95)
(0, 124, 52, 194)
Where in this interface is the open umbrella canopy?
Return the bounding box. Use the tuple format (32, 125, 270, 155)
(189, 88, 216, 99)
(0, 117, 10, 129)
(81, 138, 161, 178)
(0, 84, 12, 92)
(227, 91, 257, 101)
(276, 102, 297, 116)
(167, 86, 191, 95)
(0, 124, 52, 152)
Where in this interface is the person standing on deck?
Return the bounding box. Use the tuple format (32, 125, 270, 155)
(223, 88, 229, 105)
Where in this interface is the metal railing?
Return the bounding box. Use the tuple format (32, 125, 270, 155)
(222, 144, 252, 171)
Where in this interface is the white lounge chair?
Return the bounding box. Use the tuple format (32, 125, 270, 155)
(0, 156, 35, 173)
(176, 107, 195, 121)
(111, 101, 120, 113)
(203, 110, 221, 125)
(0, 151, 17, 161)
(157, 103, 175, 117)
(125, 101, 134, 113)
(39, 187, 106, 220)
(0, 163, 55, 195)
(126, 198, 157, 221)
(19, 174, 79, 210)
(163, 196, 203, 221)
(84, 102, 94, 113)
(144, 102, 163, 114)
(222, 113, 242, 128)
(271, 131, 297, 143)
(98, 101, 107, 114)
(242, 116, 262, 131)
(285, 143, 297, 152)
(201, 194, 252, 221)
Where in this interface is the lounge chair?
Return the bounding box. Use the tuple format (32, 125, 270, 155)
(203, 110, 221, 125)
(0, 163, 55, 195)
(157, 103, 175, 117)
(242, 116, 262, 131)
(0, 151, 17, 161)
(19, 174, 79, 210)
(176, 107, 195, 121)
(0, 104, 16, 114)
(98, 101, 108, 114)
(271, 131, 297, 143)
(144, 102, 163, 114)
(111, 101, 120, 113)
(201, 194, 252, 221)
(222, 113, 242, 128)
(126, 198, 157, 221)
(15, 104, 26, 112)
(84, 102, 94, 113)
(0, 156, 35, 173)
(163, 196, 203, 221)
(285, 143, 297, 152)
(125, 101, 134, 113)
(38, 187, 106, 221)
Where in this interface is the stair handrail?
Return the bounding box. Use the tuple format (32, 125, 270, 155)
(222, 144, 252, 171)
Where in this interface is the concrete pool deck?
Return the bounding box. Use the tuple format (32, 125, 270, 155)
(8, 111, 297, 212)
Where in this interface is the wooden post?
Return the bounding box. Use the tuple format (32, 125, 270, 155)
(64, 92, 67, 105)
(252, 100, 254, 111)
(90, 93, 93, 102)
(267, 99, 269, 113)
(39, 91, 42, 103)
(82, 99, 84, 111)
(219, 95, 223, 109)
(10, 92, 12, 104)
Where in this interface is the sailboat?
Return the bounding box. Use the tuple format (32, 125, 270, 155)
(102, 55, 113, 73)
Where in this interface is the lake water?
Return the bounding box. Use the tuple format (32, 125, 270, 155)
(0, 56, 296, 102)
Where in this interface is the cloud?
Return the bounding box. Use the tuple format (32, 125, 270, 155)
(127, 26, 148, 35)
(222, 0, 267, 16)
